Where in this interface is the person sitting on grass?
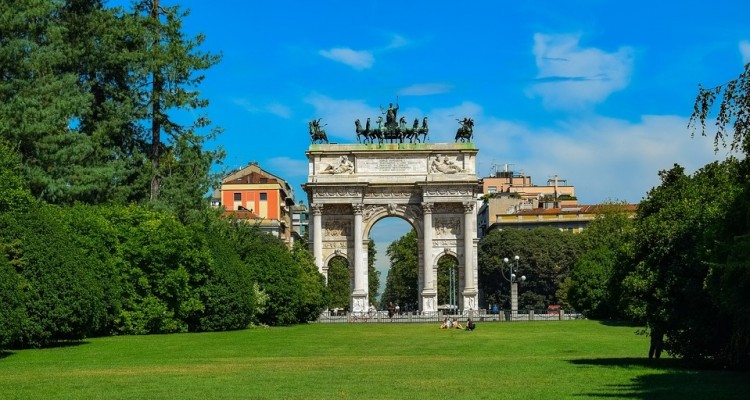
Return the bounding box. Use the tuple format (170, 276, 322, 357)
(452, 318, 463, 329)
(466, 318, 475, 331)
(440, 317, 451, 329)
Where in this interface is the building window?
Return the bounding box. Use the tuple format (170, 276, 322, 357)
(233, 192, 241, 201)
(260, 192, 268, 201)
(488, 186, 497, 194)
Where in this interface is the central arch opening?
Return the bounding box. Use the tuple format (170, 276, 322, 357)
(437, 254, 460, 315)
(371, 217, 416, 313)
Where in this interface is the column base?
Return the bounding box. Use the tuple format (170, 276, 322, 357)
(462, 289, 479, 312)
(351, 291, 369, 314)
(421, 290, 438, 315)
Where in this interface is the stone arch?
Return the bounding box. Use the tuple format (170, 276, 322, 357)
(304, 143, 479, 315)
(362, 204, 422, 238)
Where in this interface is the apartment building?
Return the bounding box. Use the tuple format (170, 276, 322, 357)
(212, 162, 296, 247)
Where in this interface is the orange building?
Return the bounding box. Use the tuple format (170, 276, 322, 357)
(212, 162, 296, 247)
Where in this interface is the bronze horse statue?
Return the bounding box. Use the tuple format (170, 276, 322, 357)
(310, 119, 328, 144)
(355, 119, 369, 143)
(455, 117, 473, 143)
(415, 117, 429, 143)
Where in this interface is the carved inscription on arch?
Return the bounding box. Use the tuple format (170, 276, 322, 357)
(434, 217, 461, 238)
(358, 157, 427, 173)
(325, 219, 351, 237)
(433, 203, 464, 214)
(324, 204, 352, 215)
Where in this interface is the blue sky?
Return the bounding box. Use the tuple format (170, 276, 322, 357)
(143, 0, 750, 204)
(112, 1, 749, 293)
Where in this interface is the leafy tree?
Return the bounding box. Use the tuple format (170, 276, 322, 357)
(0, 140, 34, 213)
(690, 63, 750, 368)
(195, 219, 256, 331)
(153, 134, 224, 223)
(566, 247, 619, 319)
(327, 256, 350, 310)
(102, 204, 211, 334)
(225, 221, 311, 325)
(566, 201, 635, 319)
(1, 1, 222, 209)
(0, 0, 92, 203)
(368, 239, 380, 305)
(625, 161, 742, 365)
(291, 241, 327, 322)
(690, 63, 750, 155)
(478, 228, 583, 310)
(57, 0, 152, 204)
(127, 0, 222, 201)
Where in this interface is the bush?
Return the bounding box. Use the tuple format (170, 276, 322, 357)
(0, 206, 108, 347)
(0, 253, 25, 351)
(194, 222, 256, 331)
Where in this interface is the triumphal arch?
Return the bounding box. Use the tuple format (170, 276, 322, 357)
(303, 139, 480, 315)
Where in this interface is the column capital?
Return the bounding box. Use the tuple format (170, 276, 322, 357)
(463, 201, 475, 214)
(352, 203, 364, 214)
(311, 203, 324, 215)
(421, 202, 434, 214)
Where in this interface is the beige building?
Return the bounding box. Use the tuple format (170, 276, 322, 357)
(477, 164, 635, 237)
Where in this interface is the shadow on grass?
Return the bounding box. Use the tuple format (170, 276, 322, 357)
(568, 357, 750, 399)
(596, 319, 645, 328)
(43, 340, 90, 349)
(0, 340, 90, 359)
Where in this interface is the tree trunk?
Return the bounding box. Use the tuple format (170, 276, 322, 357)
(149, 0, 162, 201)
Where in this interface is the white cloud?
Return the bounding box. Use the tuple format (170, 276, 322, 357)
(740, 40, 750, 65)
(475, 115, 728, 204)
(266, 103, 292, 119)
(232, 99, 292, 119)
(384, 34, 409, 50)
(527, 33, 634, 110)
(319, 47, 374, 70)
(398, 83, 453, 96)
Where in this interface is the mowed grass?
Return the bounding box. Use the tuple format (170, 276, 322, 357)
(1, 320, 748, 399)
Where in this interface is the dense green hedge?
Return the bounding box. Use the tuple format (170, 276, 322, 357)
(0, 202, 327, 350)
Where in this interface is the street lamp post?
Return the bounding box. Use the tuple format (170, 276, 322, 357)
(502, 256, 526, 319)
(449, 263, 456, 315)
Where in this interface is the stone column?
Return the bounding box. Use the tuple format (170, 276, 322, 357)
(421, 202, 437, 314)
(462, 201, 478, 310)
(422, 202, 434, 290)
(351, 203, 367, 311)
(311, 203, 324, 276)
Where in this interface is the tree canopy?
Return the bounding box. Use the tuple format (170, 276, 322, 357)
(0, 0, 326, 352)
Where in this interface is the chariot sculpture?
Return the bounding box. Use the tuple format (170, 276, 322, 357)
(353, 100, 429, 144)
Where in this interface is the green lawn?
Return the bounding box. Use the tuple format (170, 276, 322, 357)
(0, 320, 747, 399)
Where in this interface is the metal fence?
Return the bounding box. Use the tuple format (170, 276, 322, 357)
(316, 309, 583, 324)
